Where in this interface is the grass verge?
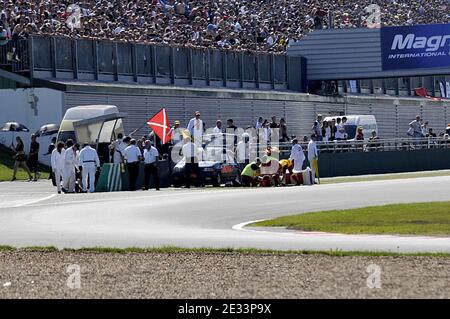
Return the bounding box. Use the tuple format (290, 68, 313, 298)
(251, 202, 450, 236)
(321, 170, 450, 184)
(0, 144, 50, 182)
(0, 245, 449, 258)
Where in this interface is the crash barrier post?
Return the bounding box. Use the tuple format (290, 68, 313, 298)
(95, 163, 123, 192)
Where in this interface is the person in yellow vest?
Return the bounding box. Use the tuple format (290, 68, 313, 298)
(260, 147, 281, 186)
(241, 158, 261, 187)
(279, 159, 294, 185)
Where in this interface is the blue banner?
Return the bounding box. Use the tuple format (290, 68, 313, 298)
(381, 24, 450, 71)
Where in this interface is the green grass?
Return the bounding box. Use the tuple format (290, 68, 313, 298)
(0, 245, 449, 258)
(321, 170, 450, 184)
(251, 202, 450, 237)
(0, 144, 50, 182)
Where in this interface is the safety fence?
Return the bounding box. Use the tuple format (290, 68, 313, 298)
(0, 39, 29, 72)
(0, 36, 306, 91)
(268, 137, 450, 157)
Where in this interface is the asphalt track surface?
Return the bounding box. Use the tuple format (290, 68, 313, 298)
(0, 176, 450, 253)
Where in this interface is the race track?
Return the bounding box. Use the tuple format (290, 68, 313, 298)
(0, 176, 450, 253)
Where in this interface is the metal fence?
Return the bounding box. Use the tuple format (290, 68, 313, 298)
(338, 75, 450, 97)
(275, 137, 450, 157)
(9, 35, 300, 90)
(0, 39, 29, 72)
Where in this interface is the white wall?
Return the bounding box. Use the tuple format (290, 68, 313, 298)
(0, 88, 64, 166)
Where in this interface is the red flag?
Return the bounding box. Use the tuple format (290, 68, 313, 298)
(147, 108, 172, 144)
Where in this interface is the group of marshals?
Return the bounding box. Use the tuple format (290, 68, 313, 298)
(240, 135, 319, 187)
(51, 140, 100, 194)
(50, 132, 319, 192)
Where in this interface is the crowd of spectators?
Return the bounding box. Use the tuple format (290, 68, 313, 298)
(1, 0, 450, 53)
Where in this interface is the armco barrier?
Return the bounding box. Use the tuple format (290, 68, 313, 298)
(317, 148, 450, 178)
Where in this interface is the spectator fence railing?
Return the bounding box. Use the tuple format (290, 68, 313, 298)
(0, 39, 30, 72)
(0, 36, 306, 91)
(251, 137, 450, 158)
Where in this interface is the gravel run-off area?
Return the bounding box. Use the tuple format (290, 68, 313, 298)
(0, 251, 449, 299)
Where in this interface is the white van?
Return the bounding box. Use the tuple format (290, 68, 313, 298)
(57, 105, 126, 163)
(323, 115, 378, 141)
(57, 105, 125, 143)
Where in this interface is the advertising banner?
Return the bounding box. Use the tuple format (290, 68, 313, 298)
(381, 24, 450, 71)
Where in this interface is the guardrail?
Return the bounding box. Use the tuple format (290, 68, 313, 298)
(265, 137, 450, 156)
(0, 39, 30, 72)
(0, 36, 306, 91)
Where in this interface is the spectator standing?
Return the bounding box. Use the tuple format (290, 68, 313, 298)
(255, 117, 263, 131)
(279, 118, 289, 142)
(28, 134, 40, 181)
(335, 117, 345, 140)
(269, 116, 279, 129)
(11, 136, 32, 182)
(170, 120, 183, 146)
(329, 119, 337, 141)
(213, 120, 223, 134)
(427, 128, 437, 138)
(356, 126, 364, 141)
(237, 132, 251, 171)
(409, 115, 423, 138)
(0, 25, 7, 45)
(0, 0, 449, 53)
(187, 111, 203, 146)
(342, 117, 348, 139)
(226, 118, 238, 131)
(313, 114, 323, 141)
(124, 139, 143, 191)
(427, 128, 437, 147)
(421, 121, 429, 137)
(356, 126, 364, 151)
(368, 130, 381, 151)
(269, 116, 279, 143)
(260, 119, 270, 142)
(143, 140, 160, 191)
(322, 121, 331, 142)
(227, 118, 239, 147)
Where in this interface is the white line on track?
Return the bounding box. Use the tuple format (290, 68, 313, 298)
(232, 219, 267, 231)
(0, 187, 261, 209)
(13, 194, 57, 207)
(232, 219, 450, 240)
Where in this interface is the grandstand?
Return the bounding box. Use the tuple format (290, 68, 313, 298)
(1, 1, 450, 143)
(0, 0, 449, 53)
